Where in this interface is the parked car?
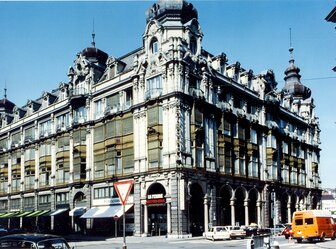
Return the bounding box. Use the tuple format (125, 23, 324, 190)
(205, 226, 230, 241)
(0, 234, 73, 249)
(271, 224, 286, 235)
(282, 224, 293, 239)
(0, 228, 7, 237)
(224, 226, 246, 239)
(242, 225, 271, 237)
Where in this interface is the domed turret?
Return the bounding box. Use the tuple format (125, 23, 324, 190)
(146, 0, 198, 24)
(80, 32, 108, 66)
(282, 47, 311, 99)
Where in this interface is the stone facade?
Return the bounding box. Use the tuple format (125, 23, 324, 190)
(0, 0, 321, 237)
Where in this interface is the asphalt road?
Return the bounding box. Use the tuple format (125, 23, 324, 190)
(68, 235, 336, 249)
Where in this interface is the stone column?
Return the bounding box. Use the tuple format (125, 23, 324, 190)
(257, 201, 262, 227)
(204, 195, 209, 232)
(230, 198, 235, 226)
(287, 202, 292, 224)
(244, 199, 249, 226)
(167, 201, 171, 234)
(143, 203, 148, 236)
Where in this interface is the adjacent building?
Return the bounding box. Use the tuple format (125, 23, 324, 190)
(0, 0, 322, 237)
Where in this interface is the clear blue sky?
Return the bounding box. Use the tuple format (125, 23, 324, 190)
(0, 0, 335, 188)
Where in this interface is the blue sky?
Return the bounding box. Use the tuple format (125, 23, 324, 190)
(0, 0, 335, 188)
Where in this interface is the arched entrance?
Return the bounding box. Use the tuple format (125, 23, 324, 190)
(248, 189, 258, 225)
(280, 193, 289, 224)
(189, 182, 204, 236)
(219, 186, 232, 226)
(146, 183, 167, 236)
(312, 195, 318, 209)
(72, 192, 86, 234)
(290, 194, 297, 215)
(235, 187, 245, 226)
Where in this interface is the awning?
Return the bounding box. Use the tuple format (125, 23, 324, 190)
(81, 204, 133, 219)
(0, 212, 19, 218)
(69, 207, 86, 217)
(25, 210, 49, 217)
(47, 209, 68, 216)
(14, 211, 34, 218)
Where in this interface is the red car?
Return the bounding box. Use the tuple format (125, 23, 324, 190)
(282, 224, 293, 239)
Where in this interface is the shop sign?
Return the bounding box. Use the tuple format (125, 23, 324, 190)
(146, 198, 166, 205)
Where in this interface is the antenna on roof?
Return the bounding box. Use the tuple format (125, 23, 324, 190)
(91, 19, 96, 48)
(4, 81, 7, 100)
(289, 28, 294, 61)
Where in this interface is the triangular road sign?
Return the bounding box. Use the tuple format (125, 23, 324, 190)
(114, 180, 133, 205)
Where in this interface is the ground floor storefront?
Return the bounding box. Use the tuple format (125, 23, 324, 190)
(0, 170, 321, 237)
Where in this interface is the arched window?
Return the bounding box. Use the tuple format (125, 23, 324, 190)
(150, 38, 159, 54)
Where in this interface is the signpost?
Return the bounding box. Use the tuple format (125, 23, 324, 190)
(114, 180, 133, 249)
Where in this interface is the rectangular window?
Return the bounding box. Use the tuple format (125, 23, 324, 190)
(95, 100, 104, 119)
(295, 219, 303, 226)
(24, 197, 35, 209)
(56, 113, 70, 130)
(124, 88, 133, 109)
(251, 129, 257, 144)
(225, 148, 232, 174)
(94, 126, 105, 143)
(11, 132, 21, 146)
(123, 148, 134, 173)
(73, 106, 86, 124)
(39, 120, 51, 137)
(238, 125, 245, 140)
(39, 195, 50, 205)
(0, 138, 7, 150)
(146, 76, 162, 98)
(106, 93, 120, 110)
(223, 120, 231, 136)
(305, 218, 314, 225)
(24, 127, 34, 142)
(147, 106, 162, 127)
(123, 117, 133, 135)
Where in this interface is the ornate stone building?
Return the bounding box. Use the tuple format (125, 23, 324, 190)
(0, 0, 321, 237)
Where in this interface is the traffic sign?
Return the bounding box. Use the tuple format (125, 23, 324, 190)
(114, 180, 133, 205)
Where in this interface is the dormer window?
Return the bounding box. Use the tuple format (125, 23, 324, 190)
(151, 38, 159, 54)
(190, 37, 197, 54)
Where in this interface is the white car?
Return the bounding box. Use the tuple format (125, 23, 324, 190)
(224, 225, 246, 239)
(205, 226, 230, 241)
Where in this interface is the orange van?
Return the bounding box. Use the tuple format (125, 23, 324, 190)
(292, 210, 336, 243)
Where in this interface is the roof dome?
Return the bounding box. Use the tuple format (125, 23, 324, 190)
(282, 47, 311, 99)
(80, 33, 108, 65)
(80, 47, 108, 65)
(146, 0, 198, 24)
(0, 98, 15, 114)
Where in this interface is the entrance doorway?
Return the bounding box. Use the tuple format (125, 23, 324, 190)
(189, 183, 204, 236)
(146, 183, 167, 236)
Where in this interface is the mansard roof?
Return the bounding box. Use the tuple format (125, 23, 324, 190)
(0, 98, 15, 115)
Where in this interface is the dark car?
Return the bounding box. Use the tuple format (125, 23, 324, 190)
(243, 226, 271, 237)
(282, 224, 293, 239)
(0, 234, 73, 249)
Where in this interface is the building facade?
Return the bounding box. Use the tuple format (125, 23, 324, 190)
(0, 0, 322, 237)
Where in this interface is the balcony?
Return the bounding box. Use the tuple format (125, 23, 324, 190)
(189, 88, 204, 99)
(145, 88, 162, 100)
(104, 105, 120, 117)
(69, 87, 88, 107)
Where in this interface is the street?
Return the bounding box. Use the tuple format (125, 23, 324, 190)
(68, 235, 336, 249)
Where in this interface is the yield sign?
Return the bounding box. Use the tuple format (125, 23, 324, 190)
(114, 180, 133, 205)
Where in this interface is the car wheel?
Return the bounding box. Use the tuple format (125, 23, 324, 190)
(285, 235, 289, 239)
(297, 239, 302, 243)
(332, 233, 336, 240)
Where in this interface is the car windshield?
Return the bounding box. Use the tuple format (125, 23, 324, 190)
(37, 239, 70, 249)
(0, 240, 35, 248)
